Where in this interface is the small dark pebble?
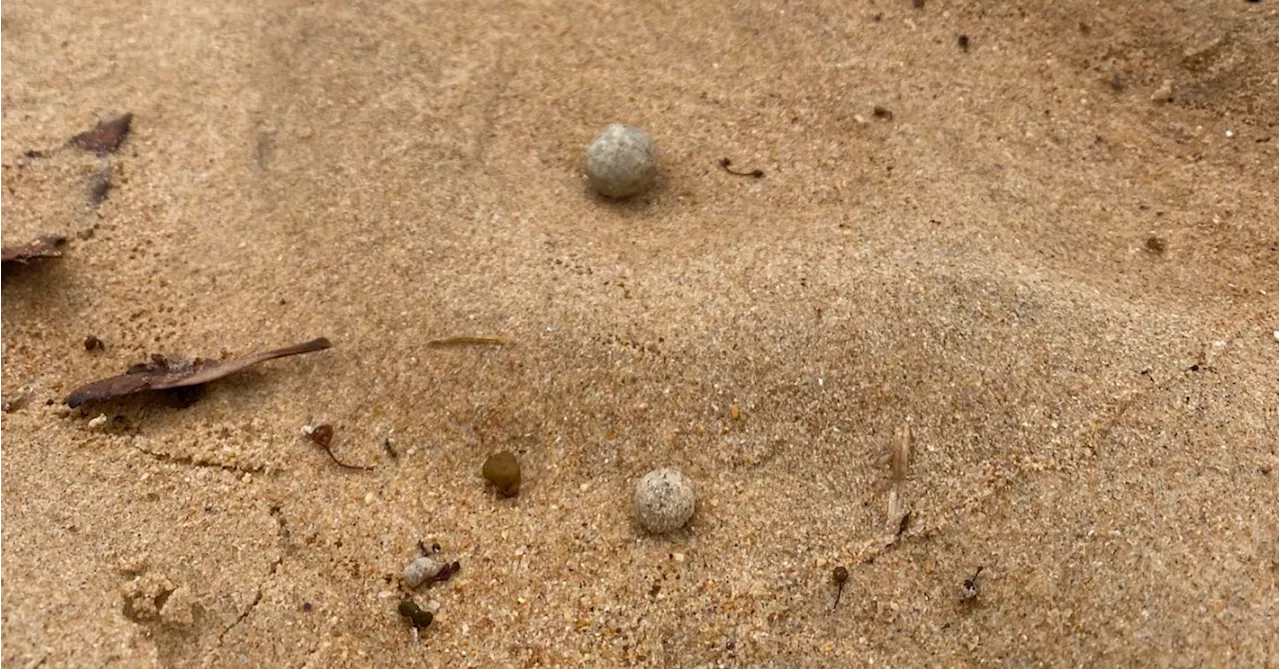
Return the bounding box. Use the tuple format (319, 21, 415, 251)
(872, 105, 893, 121)
(912, 0, 925, 7)
(1145, 236, 1167, 254)
(958, 34, 970, 52)
(398, 600, 434, 629)
(302, 602, 312, 612)
(1109, 75, 1126, 91)
(84, 335, 106, 351)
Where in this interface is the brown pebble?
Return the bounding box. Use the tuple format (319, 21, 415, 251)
(482, 451, 521, 497)
(1145, 236, 1167, 254)
(84, 335, 106, 351)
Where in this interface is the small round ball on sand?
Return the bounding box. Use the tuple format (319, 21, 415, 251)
(585, 123, 657, 198)
(634, 468, 695, 534)
(483, 451, 521, 497)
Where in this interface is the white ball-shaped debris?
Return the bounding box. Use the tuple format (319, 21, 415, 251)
(402, 556, 443, 588)
(634, 468, 695, 534)
(585, 123, 657, 198)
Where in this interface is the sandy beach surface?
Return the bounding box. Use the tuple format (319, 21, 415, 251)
(2, 0, 1277, 666)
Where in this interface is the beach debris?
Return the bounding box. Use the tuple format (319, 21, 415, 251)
(585, 123, 657, 198)
(383, 436, 399, 459)
(303, 422, 374, 471)
(718, 157, 764, 178)
(64, 337, 332, 408)
(397, 599, 434, 630)
(831, 566, 849, 610)
(957, 34, 971, 52)
(403, 556, 444, 588)
(887, 488, 912, 536)
(2, 234, 66, 265)
(403, 548, 461, 588)
(876, 423, 914, 481)
(425, 336, 507, 348)
(482, 451, 522, 497)
(872, 105, 893, 121)
(2, 387, 34, 413)
(960, 566, 984, 602)
(634, 468, 696, 534)
(1151, 79, 1174, 103)
(88, 167, 113, 206)
(84, 335, 106, 351)
(1145, 236, 1167, 254)
(87, 413, 110, 430)
(70, 113, 133, 155)
(730, 403, 742, 421)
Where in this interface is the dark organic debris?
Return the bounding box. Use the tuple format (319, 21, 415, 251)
(958, 34, 971, 52)
(832, 565, 849, 610)
(70, 113, 133, 155)
(305, 423, 374, 471)
(873, 105, 893, 121)
(719, 157, 765, 178)
(1145, 236, 1167, 254)
(84, 335, 106, 351)
(2, 234, 67, 264)
(64, 337, 332, 408)
(397, 600, 434, 630)
(88, 168, 113, 206)
(425, 336, 507, 348)
(961, 566, 984, 602)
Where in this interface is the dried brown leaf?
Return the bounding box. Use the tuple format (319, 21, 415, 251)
(2, 234, 66, 264)
(70, 114, 133, 155)
(65, 337, 332, 408)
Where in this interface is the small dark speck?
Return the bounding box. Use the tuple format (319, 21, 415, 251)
(958, 34, 971, 51)
(873, 105, 893, 120)
(302, 602, 313, 612)
(1109, 75, 1126, 91)
(1145, 236, 1167, 254)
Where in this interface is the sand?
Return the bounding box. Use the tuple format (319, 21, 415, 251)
(2, 0, 1277, 666)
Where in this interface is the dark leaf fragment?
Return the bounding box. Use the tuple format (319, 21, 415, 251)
(70, 113, 133, 155)
(2, 234, 67, 264)
(64, 337, 332, 408)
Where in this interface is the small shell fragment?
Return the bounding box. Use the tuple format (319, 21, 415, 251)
(403, 556, 443, 588)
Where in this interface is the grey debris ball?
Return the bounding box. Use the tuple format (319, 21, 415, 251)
(402, 556, 443, 588)
(634, 468, 695, 534)
(585, 123, 657, 198)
